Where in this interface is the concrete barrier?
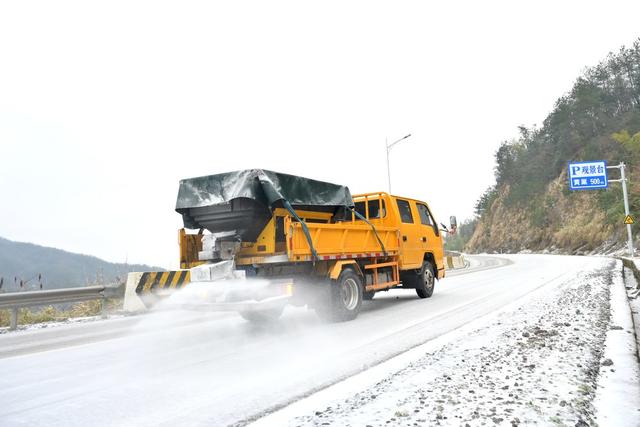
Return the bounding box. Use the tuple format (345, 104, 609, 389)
(123, 272, 146, 312)
(452, 255, 466, 269)
(444, 252, 467, 270)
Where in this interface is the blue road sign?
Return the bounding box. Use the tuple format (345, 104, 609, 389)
(568, 160, 608, 190)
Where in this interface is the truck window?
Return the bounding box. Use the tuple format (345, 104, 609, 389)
(416, 203, 432, 225)
(367, 199, 385, 218)
(354, 199, 386, 219)
(417, 203, 439, 236)
(396, 199, 414, 223)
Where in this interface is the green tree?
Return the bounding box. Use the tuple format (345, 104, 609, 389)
(612, 129, 640, 160)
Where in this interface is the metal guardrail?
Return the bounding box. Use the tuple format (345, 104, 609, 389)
(0, 284, 124, 331)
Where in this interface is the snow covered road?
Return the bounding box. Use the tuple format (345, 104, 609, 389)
(0, 255, 632, 426)
(263, 258, 640, 426)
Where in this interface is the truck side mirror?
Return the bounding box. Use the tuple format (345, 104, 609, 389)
(449, 216, 457, 228)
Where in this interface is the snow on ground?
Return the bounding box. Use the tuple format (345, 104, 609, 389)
(271, 259, 639, 427)
(625, 261, 640, 353)
(0, 312, 131, 335)
(593, 262, 640, 426)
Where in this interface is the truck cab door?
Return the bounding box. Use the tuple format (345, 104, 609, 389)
(394, 198, 422, 269)
(416, 202, 444, 277)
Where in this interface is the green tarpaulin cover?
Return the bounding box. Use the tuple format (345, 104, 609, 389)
(175, 169, 353, 239)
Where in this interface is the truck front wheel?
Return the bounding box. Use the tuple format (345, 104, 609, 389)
(416, 261, 435, 299)
(316, 268, 363, 322)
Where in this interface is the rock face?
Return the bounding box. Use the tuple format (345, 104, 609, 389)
(465, 172, 629, 255)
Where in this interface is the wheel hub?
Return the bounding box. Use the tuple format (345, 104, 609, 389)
(424, 269, 434, 290)
(341, 278, 359, 310)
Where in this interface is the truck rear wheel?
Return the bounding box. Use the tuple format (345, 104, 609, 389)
(316, 268, 363, 322)
(415, 260, 435, 299)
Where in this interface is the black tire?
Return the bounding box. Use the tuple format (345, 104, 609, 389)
(415, 261, 435, 299)
(239, 305, 284, 323)
(316, 268, 363, 322)
(363, 290, 375, 301)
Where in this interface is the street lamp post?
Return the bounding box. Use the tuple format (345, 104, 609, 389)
(386, 134, 412, 193)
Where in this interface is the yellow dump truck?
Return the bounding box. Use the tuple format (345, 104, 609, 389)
(132, 169, 453, 322)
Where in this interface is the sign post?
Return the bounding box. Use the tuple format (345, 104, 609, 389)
(569, 161, 634, 257)
(608, 162, 634, 257)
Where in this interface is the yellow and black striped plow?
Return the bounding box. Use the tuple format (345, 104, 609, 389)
(135, 270, 191, 295)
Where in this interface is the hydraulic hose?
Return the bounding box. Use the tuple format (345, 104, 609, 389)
(348, 207, 388, 257)
(281, 200, 319, 262)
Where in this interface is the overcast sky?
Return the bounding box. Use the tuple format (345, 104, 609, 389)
(1, 1, 639, 269)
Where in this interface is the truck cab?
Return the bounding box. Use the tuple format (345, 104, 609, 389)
(352, 193, 445, 279)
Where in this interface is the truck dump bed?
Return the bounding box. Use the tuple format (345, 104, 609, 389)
(176, 169, 354, 241)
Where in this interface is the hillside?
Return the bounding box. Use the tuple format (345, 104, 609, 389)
(0, 237, 163, 291)
(466, 39, 640, 254)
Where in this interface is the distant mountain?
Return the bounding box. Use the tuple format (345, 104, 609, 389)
(0, 236, 163, 291)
